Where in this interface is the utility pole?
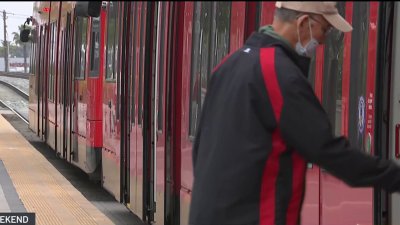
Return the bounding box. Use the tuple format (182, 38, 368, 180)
(3, 10, 9, 72)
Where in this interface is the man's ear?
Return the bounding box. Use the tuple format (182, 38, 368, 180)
(296, 14, 309, 29)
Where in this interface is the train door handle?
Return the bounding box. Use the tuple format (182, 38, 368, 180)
(396, 124, 400, 158)
(108, 100, 112, 108)
(79, 95, 83, 101)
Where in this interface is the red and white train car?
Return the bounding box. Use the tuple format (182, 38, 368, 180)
(29, 1, 103, 179)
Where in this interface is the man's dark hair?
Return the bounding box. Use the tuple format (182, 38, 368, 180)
(274, 8, 303, 21)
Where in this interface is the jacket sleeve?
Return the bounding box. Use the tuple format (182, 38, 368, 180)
(279, 75, 400, 193)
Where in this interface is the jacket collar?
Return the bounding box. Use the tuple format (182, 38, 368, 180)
(245, 31, 311, 77)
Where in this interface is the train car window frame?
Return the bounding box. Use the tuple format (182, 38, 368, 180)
(36, 26, 43, 96)
(89, 17, 101, 77)
(188, 2, 232, 139)
(115, 2, 123, 121)
(105, 1, 118, 82)
(157, 2, 167, 132)
(30, 40, 35, 75)
(48, 22, 57, 102)
(74, 16, 88, 80)
(138, 2, 147, 126)
(130, 2, 137, 125)
(347, 2, 370, 148)
(59, 30, 65, 104)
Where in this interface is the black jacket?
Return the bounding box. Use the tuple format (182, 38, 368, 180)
(189, 31, 400, 225)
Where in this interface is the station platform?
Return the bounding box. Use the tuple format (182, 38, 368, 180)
(0, 113, 144, 225)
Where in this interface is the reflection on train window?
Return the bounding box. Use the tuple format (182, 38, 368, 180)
(116, 2, 123, 121)
(30, 38, 35, 75)
(59, 31, 64, 103)
(74, 17, 87, 80)
(106, 1, 119, 81)
(89, 17, 100, 77)
(130, 2, 137, 125)
(322, 2, 345, 137)
(138, 2, 147, 126)
(36, 26, 43, 96)
(348, 2, 369, 148)
(48, 22, 57, 101)
(157, 2, 167, 132)
(189, 2, 232, 137)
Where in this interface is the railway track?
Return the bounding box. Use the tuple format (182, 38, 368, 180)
(0, 80, 28, 100)
(0, 72, 29, 80)
(0, 80, 29, 124)
(0, 100, 28, 124)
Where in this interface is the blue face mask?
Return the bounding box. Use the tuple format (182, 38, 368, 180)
(295, 19, 319, 58)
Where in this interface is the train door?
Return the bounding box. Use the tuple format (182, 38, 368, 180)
(61, 12, 73, 160)
(71, 16, 88, 165)
(373, 3, 393, 225)
(57, 11, 73, 159)
(47, 21, 58, 150)
(119, 0, 131, 209)
(319, 2, 379, 225)
(146, 2, 171, 224)
(39, 24, 48, 140)
(37, 25, 44, 137)
(44, 19, 51, 143)
(164, 3, 184, 225)
(140, 2, 155, 222)
(57, 27, 64, 156)
(102, 1, 122, 201)
(126, 1, 152, 220)
(29, 25, 41, 135)
(123, 2, 171, 223)
(389, 2, 400, 224)
(129, 1, 141, 215)
(66, 13, 75, 163)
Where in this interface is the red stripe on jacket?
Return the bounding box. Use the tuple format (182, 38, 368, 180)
(259, 47, 305, 225)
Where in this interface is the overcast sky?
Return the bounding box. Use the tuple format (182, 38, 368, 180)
(0, 2, 34, 45)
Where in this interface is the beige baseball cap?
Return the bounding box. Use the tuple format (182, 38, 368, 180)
(275, 1, 353, 32)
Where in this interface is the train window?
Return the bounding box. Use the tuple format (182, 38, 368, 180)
(48, 22, 57, 101)
(89, 17, 100, 77)
(157, 2, 167, 132)
(116, 3, 123, 121)
(36, 26, 43, 96)
(138, 3, 147, 126)
(348, 2, 369, 148)
(65, 13, 73, 106)
(74, 17, 88, 80)
(59, 31, 64, 103)
(209, 2, 231, 75)
(130, 2, 137, 125)
(106, 1, 118, 81)
(189, 2, 232, 137)
(30, 41, 35, 75)
(322, 2, 345, 137)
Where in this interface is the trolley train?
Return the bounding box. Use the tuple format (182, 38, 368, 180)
(26, 1, 400, 225)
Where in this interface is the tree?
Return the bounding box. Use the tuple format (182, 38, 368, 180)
(12, 24, 32, 73)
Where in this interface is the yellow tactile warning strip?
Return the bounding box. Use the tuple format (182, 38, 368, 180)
(0, 115, 115, 225)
